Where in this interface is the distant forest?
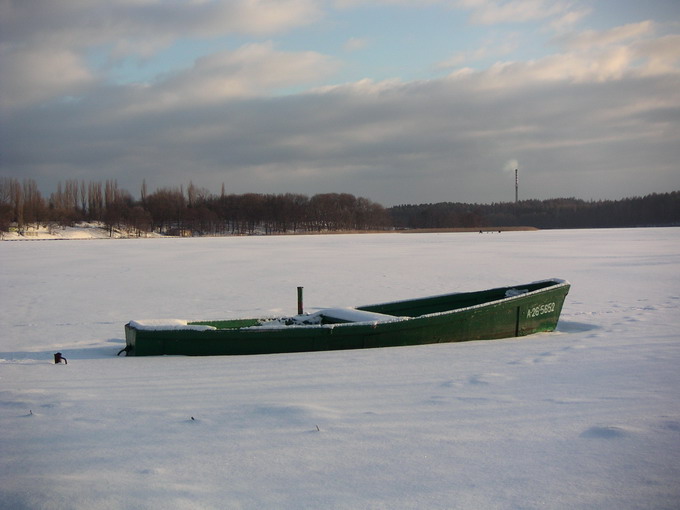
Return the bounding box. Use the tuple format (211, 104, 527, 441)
(0, 178, 390, 235)
(391, 192, 680, 230)
(1, 177, 678, 236)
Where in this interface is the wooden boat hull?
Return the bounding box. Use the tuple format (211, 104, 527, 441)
(124, 279, 570, 356)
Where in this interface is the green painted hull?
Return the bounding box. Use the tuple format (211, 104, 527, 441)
(124, 279, 570, 356)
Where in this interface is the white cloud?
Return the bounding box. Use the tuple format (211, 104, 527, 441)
(455, 0, 579, 25)
(447, 21, 680, 88)
(174, 42, 337, 97)
(634, 34, 680, 75)
(1, 0, 322, 49)
(334, 0, 440, 7)
(557, 21, 655, 50)
(438, 34, 520, 69)
(111, 42, 338, 116)
(548, 6, 590, 34)
(344, 37, 370, 51)
(0, 0, 322, 109)
(0, 46, 95, 110)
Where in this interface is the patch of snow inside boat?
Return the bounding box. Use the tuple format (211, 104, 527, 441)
(128, 319, 217, 331)
(252, 308, 406, 329)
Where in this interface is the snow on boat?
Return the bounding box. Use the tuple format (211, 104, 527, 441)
(122, 279, 570, 356)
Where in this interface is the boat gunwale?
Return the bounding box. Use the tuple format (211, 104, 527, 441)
(246, 278, 570, 331)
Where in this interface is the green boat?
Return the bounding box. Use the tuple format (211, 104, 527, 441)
(122, 278, 570, 356)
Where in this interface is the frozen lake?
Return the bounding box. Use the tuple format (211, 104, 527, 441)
(1, 228, 679, 509)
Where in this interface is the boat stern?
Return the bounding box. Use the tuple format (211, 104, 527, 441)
(122, 322, 137, 355)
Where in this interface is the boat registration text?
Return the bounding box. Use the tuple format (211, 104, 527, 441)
(526, 302, 556, 318)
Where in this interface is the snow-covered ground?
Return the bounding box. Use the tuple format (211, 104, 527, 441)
(1, 223, 162, 241)
(1, 228, 679, 510)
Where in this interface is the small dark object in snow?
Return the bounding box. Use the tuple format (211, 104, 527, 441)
(54, 352, 67, 364)
(191, 416, 195, 421)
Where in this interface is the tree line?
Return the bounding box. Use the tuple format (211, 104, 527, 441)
(0, 178, 390, 235)
(2, 177, 678, 236)
(389, 192, 680, 230)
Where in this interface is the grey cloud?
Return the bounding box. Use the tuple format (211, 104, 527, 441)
(3, 63, 679, 205)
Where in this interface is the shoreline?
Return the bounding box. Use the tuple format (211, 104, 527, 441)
(2, 225, 540, 241)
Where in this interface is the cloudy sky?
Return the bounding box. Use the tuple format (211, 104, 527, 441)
(1, 0, 679, 206)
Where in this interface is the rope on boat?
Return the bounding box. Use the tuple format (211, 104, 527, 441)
(117, 345, 132, 356)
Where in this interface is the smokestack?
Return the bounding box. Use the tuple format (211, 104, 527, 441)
(515, 168, 518, 203)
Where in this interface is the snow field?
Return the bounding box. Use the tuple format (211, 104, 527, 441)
(1, 228, 679, 509)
